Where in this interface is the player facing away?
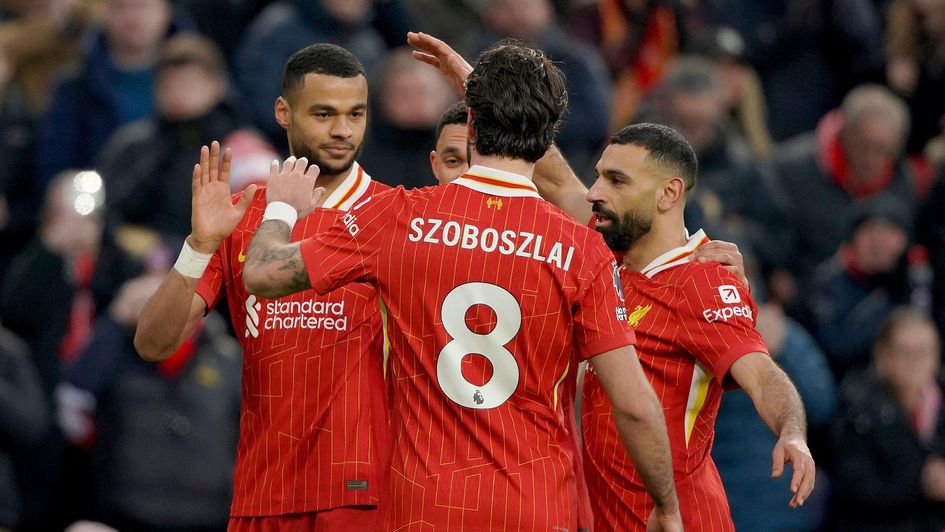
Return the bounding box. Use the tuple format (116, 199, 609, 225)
(539, 123, 816, 531)
(242, 40, 684, 531)
(134, 44, 390, 531)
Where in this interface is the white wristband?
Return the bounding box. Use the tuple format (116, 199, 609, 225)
(263, 201, 298, 231)
(174, 240, 213, 278)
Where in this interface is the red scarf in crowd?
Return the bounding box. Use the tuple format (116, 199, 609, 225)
(817, 109, 896, 199)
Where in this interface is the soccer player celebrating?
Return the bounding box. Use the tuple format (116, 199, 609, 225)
(135, 44, 390, 531)
(410, 32, 815, 532)
(242, 40, 683, 532)
(576, 124, 814, 531)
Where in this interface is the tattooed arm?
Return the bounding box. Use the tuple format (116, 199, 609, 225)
(730, 352, 816, 508)
(243, 156, 322, 299)
(243, 220, 311, 299)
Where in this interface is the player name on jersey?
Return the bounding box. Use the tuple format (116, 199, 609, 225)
(408, 217, 577, 271)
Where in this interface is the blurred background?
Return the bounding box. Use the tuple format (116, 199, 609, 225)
(1, 0, 945, 530)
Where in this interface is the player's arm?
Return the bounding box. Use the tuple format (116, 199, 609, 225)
(135, 269, 208, 361)
(533, 145, 593, 222)
(135, 142, 256, 361)
(729, 352, 816, 508)
(243, 157, 323, 299)
(591, 346, 682, 531)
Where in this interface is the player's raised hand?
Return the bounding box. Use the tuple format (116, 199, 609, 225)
(771, 435, 816, 508)
(691, 239, 749, 289)
(265, 156, 324, 219)
(407, 31, 473, 97)
(190, 141, 258, 253)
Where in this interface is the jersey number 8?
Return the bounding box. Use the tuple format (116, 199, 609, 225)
(437, 282, 521, 409)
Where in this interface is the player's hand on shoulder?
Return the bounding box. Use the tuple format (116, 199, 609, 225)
(190, 141, 258, 253)
(772, 434, 816, 508)
(691, 240, 749, 290)
(647, 507, 683, 532)
(265, 156, 323, 219)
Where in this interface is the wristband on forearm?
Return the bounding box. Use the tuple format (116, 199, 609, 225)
(174, 240, 213, 278)
(263, 201, 298, 231)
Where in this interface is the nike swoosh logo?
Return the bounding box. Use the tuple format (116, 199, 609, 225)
(238, 250, 246, 263)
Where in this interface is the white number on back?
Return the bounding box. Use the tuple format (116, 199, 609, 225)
(437, 282, 521, 409)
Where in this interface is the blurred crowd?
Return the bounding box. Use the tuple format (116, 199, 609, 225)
(1, 0, 945, 530)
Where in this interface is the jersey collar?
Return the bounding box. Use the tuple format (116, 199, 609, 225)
(451, 165, 542, 199)
(321, 161, 373, 211)
(640, 228, 710, 278)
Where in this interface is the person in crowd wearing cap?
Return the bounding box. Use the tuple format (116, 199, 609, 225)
(802, 198, 929, 381)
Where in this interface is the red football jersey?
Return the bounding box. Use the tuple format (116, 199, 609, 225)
(582, 229, 768, 532)
(299, 165, 635, 531)
(196, 163, 392, 517)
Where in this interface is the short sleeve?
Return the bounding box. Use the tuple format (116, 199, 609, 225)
(574, 258, 636, 360)
(300, 189, 399, 295)
(676, 265, 768, 386)
(195, 245, 226, 310)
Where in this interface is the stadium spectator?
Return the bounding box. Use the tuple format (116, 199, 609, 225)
(0, 0, 103, 116)
(36, 0, 183, 188)
(97, 33, 270, 239)
(828, 308, 945, 530)
(687, 0, 885, 141)
(805, 198, 928, 379)
(360, 47, 456, 188)
(63, 264, 240, 532)
(685, 26, 775, 160)
(0, 170, 105, 530)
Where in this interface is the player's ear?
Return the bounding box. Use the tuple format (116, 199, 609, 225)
(275, 96, 291, 130)
(657, 176, 685, 211)
(466, 108, 476, 145)
(429, 150, 437, 170)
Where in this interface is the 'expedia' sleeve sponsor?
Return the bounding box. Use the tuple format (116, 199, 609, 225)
(575, 255, 636, 361)
(675, 263, 768, 386)
(299, 188, 401, 295)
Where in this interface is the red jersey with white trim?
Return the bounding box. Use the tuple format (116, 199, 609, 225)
(298, 165, 635, 531)
(196, 163, 392, 517)
(582, 229, 768, 532)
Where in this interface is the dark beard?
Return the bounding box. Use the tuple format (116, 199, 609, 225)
(292, 142, 363, 178)
(592, 202, 652, 253)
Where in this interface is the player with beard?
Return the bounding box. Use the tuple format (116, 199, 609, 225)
(135, 44, 390, 531)
(547, 123, 816, 531)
